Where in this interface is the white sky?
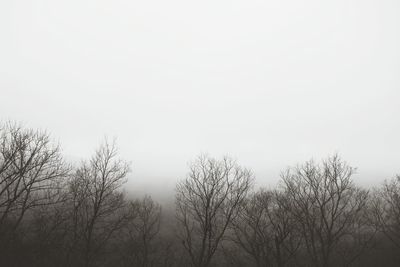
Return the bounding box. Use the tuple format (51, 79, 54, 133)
(1, 0, 399, 199)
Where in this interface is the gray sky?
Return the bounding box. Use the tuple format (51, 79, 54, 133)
(1, 0, 399, 199)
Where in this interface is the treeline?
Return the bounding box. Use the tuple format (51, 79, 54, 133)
(0, 121, 399, 267)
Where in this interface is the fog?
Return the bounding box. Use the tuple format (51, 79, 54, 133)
(1, 0, 399, 201)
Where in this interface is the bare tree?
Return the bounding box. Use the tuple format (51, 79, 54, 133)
(122, 195, 162, 267)
(0, 122, 69, 254)
(372, 175, 400, 249)
(65, 139, 130, 267)
(280, 155, 373, 267)
(230, 189, 300, 267)
(175, 155, 253, 267)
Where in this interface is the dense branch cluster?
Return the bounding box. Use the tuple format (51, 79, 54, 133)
(0, 122, 399, 267)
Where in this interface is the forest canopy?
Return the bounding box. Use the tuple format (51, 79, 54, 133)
(0, 121, 399, 267)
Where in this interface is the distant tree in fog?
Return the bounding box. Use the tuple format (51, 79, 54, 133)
(122, 195, 162, 267)
(176, 155, 253, 267)
(230, 189, 300, 267)
(373, 175, 400, 249)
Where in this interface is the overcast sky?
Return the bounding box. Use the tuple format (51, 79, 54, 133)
(1, 0, 399, 199)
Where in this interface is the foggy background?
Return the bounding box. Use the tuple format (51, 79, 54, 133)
(1, 0, 399, 201)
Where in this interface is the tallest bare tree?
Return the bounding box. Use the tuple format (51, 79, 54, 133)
(176, 155, 253, 267)
(281, 155, 373, 267)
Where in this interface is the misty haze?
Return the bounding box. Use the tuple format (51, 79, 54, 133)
(1, 0, 399, 266)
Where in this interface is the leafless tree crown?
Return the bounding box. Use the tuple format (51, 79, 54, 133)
(280, 155, 372, 267)
(176, 155, 253, 267)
